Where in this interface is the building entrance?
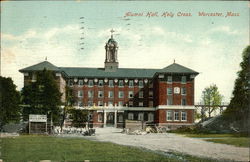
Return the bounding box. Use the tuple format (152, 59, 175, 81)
(106, 112, 114, 126)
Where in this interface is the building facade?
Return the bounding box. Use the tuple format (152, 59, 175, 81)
(19, 35, 199, 129)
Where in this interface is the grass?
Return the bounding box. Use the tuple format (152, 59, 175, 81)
(174, 133, 249, 148)
(179, 133, 235, 138)
(0, 135, 220, 162)
(205, 138, 249, 148)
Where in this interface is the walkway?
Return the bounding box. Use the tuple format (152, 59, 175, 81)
(85, 127, 249, 162)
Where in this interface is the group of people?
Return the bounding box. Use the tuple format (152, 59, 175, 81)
(53, 126, 95, 136)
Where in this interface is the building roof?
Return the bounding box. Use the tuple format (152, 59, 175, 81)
(19, 61, 199, 78)
(161, 63, 199, 74)
(60, 67, 158, 78)
(19, 61, 61, 72)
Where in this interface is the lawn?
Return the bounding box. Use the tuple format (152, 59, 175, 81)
(205, 138, 249, 148)
(1, 135, 219, 162)
(177, 133, 249, 148)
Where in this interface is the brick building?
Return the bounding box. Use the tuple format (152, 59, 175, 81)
(19, 34, 199, 129)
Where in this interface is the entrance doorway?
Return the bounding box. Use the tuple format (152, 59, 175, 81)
(106, 112, 114, 126)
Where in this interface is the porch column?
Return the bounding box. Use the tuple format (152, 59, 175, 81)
(104, 110, 107, 127)
(114, 110, 117, 128)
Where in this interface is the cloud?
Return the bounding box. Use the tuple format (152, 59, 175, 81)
(1, 24, 246, 103)
(208, 26, 239, 35)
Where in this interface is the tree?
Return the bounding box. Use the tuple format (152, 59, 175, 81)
(21, 69, 62, 124)
(223, 46, 250, 132)
(0, 76, 21, 129)
(69, 109, 88, 128)
(200, 84, 223, 120)
(60, 86, 77, 131)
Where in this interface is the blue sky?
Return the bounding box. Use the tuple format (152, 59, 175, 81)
(1, 1, 249, 103)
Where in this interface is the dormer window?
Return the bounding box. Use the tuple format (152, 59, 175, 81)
(32, 73, 37, 82)
(119, 80, 124, 87)
(109, 80, 114, 87)
(78, 80, 83, 86)
(98, 80, 104, 87)
(129, 80, 134, 88)
(181, 76, 186, 84)
(158, 74, 164, 78)
(167, 76, 172, 83)
(139, 80, 144, 88)
(88, 80, 94, 87)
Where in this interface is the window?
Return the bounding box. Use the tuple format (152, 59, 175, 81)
(128, 113, 134, 120)
(139, 102, 143, 107)
(88, 80, 94, 87)
(98, 91, 104, 98)
(98, 80, 104, 87)
(78, 101, 83, 107)
(129, 101, 133, 107)
(167, 111, 173, 121)
(181, 76, 186, 84)
(139, 91, 143, 98)
(181, 87, 186, 95)
(129, 80, 134, 88)
(167, 88, 172, 95)
(148, 113, 154, 122)
(108, 101, 113, 106)
(149, 101, 154, 107)
(174, 87, 180, 94)
(98, 101, 103, 106)
(118, 114, 123, 122)
(138, 113, 144, 121)
(158, 74, 164, 78)
(98, 113, 103, 122)
(174, 111, 179, 121)
(78, 80, 83, 86)
(167, 97, 173, 105)
(167, 76, 172, 83)
(87, 100, 93, 106)
(128, 91, 134, 98)
(118, 101, 123, 107)
(109, 80, 114, 87)
(149, 83, 153, 88)
(182, 98, 186, 105)
(108, 91, 114, 98)
(69, 80, 73, 87)
(78, 90, 83, 97)
(119, 80, 124, 87)
(149, 91, 153, 98)
(88, 91, 94, 98)
(32, 73, 37, 82)
(118, 91, 124, 98)
(139, 80, 144, 88)
(181, 111, 187, 121)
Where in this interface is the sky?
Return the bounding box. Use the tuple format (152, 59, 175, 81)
(1, 1, 249, 103)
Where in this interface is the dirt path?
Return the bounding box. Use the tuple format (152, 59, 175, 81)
(85, 128, 249, 162)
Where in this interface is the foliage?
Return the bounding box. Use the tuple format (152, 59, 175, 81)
(200, 84, 223, 119)
(60, 86, 77, 130)
(68, 109, 88, 128)
(0, 76, 21, 129)
(223, 46, 250, 133)
(205, 137, 249, 148)
(21, 69, 62, 124)
(1, 135, 219, 162)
